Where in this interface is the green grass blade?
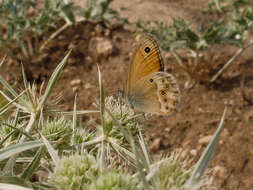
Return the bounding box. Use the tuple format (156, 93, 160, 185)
(0, 131, 17, 148)
(21, 147, 43, 180)
(97, 64, 105, 171)
(0, 55, 6, 68)
(40, 134, 59, 164)
(186, 106, 227, 187)
(109, 137, 136, 168)
(0, 76, 18, 99)
(0, 123, 34, 141)
(13, 108, 20, 128)
(56, 110, 100, 115)
(0, 141, 43, 162)
(21, 64, 35, 109)
(138, 129, 152, 166)
(73, 136, 103, 149)
(97, 64, 150, 188)
(97, 64, 105, 128)
(104, 107, 151, 189)
(37, 50, 71, 111)
(0, 90, 28, 112)
(1, 110, 20, 175)
(71, 94, 77, 144)
(2, 157, 17, 176)
(0, 183, 32, 190)
(72, 94, 77, 133)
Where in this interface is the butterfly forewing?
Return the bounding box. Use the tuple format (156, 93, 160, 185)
(126, 34, 164, 92)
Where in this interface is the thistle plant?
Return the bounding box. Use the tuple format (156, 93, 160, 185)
(51, 152, 99, 190)
(72, 127, 96, 145)
(103, 96, 142, 145)
(0, 119, 24, 148)
(41, 117, 72, 150)
(148, 152, 215, 190)
(0, 58, 227, 189)
(152, 153, 192, 190)
(87, 170, 138, 190)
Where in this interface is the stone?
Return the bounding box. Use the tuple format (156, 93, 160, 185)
(104, 29, 111, 37)
(70, 79, 82, 86)
(113, 35, 122, 43)
(198, 135, 212, 145)
(72, 86, 79, 93)
(221, 128, 229, 138)
(213, 165, 227, 179)
(190, 149, 197, 156)
(85, 56, 93, 65)
(180, 149, 189, 159)
(150, 138, 161, 152)
(89, 37, 113, 58)
(95, 24, 104, 35)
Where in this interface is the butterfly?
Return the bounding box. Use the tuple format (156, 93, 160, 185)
(123, 34, 180, 115)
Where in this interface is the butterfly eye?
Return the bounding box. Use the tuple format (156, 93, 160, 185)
(144, 47, 150, 53)
(149, 78, 153, 83)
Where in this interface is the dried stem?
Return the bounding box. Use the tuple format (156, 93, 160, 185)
(211, 40, 253, 82)
(240, 71, 253, 104)
(171, 50, 196, 88)
(39, 18, 85, 52)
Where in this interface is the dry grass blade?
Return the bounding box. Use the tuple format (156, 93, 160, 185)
(185, 106, 227, 188)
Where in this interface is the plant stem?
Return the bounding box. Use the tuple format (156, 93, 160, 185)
(211, 40, 253, 82)
(19, 113, 36, 143)
(39, 22, 71, 52)
(39, 18, 85, 52)
(20, 42, 29, 59)
(171, 49, 195, 88)
(26, 38, 34, 57)
(171, 50, 185, 68)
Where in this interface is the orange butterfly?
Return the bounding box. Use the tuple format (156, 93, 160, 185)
(124, 34, 180, 115)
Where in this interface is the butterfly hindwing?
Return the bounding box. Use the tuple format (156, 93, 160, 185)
(152, 72, 180, 114)
(130, 72, 180, 115)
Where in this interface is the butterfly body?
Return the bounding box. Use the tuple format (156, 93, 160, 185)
(124, 34, 180, 115)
